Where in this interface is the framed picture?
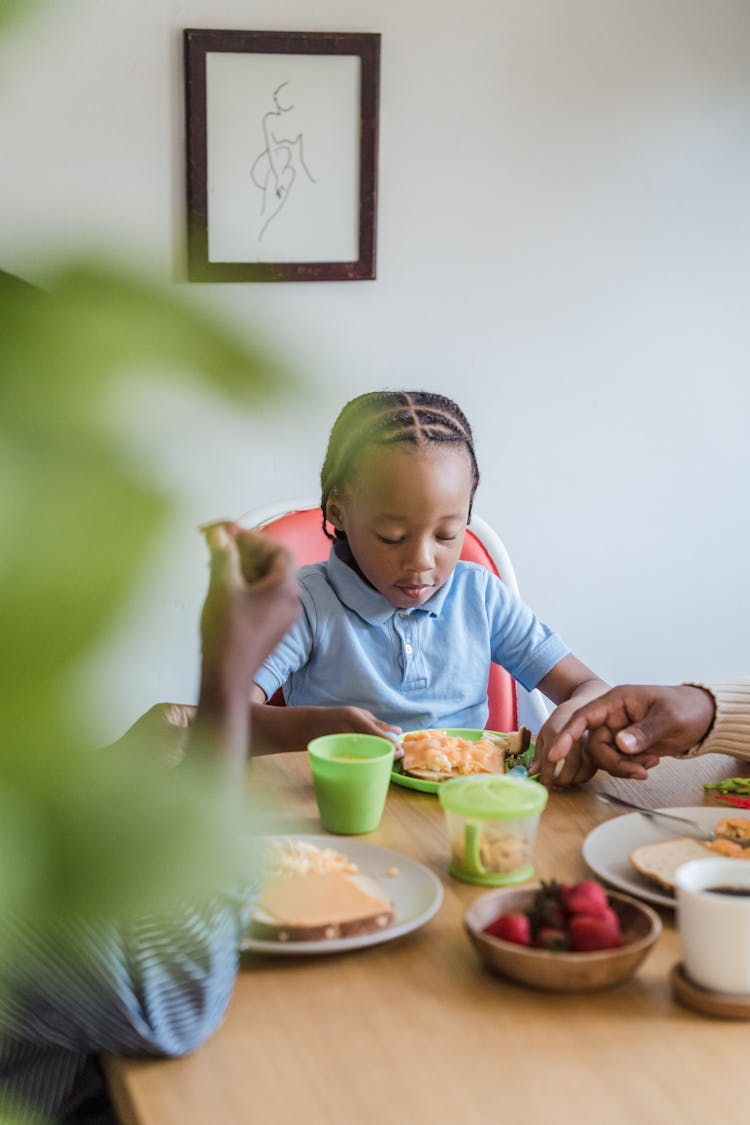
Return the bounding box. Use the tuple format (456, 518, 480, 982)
(184, 29, 380, 282)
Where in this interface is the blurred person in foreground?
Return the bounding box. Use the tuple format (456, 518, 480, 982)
(0, 525, 299, 1125)
(533, 681, 750, 787)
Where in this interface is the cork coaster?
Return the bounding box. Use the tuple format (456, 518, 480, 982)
(671, 962, 750, 1019)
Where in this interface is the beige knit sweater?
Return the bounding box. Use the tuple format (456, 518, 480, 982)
(684, 680, 750, 759)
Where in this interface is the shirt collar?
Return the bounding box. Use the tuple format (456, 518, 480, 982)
(327, 542, 455, 624)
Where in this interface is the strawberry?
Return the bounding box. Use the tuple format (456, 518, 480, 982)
(568, 908, 622, 952)
(563, 880, 610, 917)
(484, 912, 531, 946)
(533, 926, 569, 951)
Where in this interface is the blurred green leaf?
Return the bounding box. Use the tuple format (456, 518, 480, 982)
(0, 263, 293, 712)
(0, 0, 48, 33)
(0, 11, 296, 1123)
(0, 262, 288, 439)
(0, 258, 292, 957)
(0, 440, 165, 706)
(16, 750, 250, 924)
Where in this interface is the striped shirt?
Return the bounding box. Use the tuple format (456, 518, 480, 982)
(0, 897, 246, 1123)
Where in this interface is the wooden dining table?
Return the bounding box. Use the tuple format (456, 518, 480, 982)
(105, 747, 750, 1125)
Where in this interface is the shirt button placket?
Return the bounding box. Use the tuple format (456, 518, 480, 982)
(395, 611, 427, 692)
(395, 614, 412, 682)
(402, 617, 414, 682)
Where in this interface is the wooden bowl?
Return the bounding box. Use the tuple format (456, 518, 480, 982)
(464, 885, 662, 992)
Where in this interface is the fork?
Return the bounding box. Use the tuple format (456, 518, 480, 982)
(596, 791, 716, 842)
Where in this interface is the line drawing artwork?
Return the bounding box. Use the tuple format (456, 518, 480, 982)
(250, 81, 316, 241)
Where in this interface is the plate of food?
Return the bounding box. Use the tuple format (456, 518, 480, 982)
(240, 835, 443, 955)
(391, 727, 535, 794)
(582, 808, 750, 909)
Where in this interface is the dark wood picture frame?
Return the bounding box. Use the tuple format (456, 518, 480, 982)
(184, 29, 380, 282)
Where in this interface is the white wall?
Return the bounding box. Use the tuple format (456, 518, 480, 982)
(2, 0, 749, 741)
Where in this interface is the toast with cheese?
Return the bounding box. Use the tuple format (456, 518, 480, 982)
(250, 872, 394, 942)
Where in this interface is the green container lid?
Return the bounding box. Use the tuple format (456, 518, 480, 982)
(438, 774, 548, 819)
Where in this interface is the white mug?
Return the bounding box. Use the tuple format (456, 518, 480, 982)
(675, 856, 750, 995)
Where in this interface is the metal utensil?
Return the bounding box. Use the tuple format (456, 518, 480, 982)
(596, 791, 716, 842)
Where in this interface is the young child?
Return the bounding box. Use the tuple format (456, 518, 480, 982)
(251, 390, 607, 785)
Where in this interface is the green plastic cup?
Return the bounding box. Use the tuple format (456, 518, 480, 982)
(307, 733, 395, 835)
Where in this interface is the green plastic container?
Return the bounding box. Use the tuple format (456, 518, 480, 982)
(438, 775, 548, 886)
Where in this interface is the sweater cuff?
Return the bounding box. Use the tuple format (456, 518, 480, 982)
(681, 680, 750, 759)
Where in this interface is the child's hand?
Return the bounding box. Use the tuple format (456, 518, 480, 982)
(297, 706, 403, 758)
(530, 658, 611, 787)
(251, 703, 403, 758)
(333, 707, 403, 757)
(532, 700, 598, 788)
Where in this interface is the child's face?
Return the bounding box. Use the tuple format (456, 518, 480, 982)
(328, 444, 473, 609)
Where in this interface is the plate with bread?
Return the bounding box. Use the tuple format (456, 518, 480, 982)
(391, 727, 535, 794)
(241, 836, 443, 955)
(583, 807, 750, 909)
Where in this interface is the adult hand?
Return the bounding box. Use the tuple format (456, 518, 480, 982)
(105, 702, 197, 766)
(200, 522, 299, 692)
(537, 684, 715, 784)
(194, 523, 299, 775)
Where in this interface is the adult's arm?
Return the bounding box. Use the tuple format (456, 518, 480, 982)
(535, 679, 750, 783)
(190, 524, 299, 786)
(0, 528, 299, 1067)
(676, 680, 750, 758)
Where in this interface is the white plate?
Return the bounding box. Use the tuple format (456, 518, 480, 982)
(583, 806, 733, 910)
(240, 834, 443, 955)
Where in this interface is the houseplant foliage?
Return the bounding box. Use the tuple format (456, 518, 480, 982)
(0, 262, 291, 970)
(1, 16, 297, 1123)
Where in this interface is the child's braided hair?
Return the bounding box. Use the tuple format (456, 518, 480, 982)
(320, 390, 480, 541)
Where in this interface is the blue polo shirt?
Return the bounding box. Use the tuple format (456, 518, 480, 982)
(254, 547, 569, 731)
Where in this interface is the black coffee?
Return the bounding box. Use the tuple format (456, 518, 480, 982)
(705, 885, 750, 897)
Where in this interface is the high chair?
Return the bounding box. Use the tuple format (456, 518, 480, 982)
(239, 498, 550, 733)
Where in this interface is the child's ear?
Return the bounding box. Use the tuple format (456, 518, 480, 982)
(326, 494, 346, 532)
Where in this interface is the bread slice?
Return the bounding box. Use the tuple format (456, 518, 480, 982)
(504, 727, 532, 760)
(403, 766, 455, 782)
(250, 872, 395, 942)
(629, 836, 713, 892)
